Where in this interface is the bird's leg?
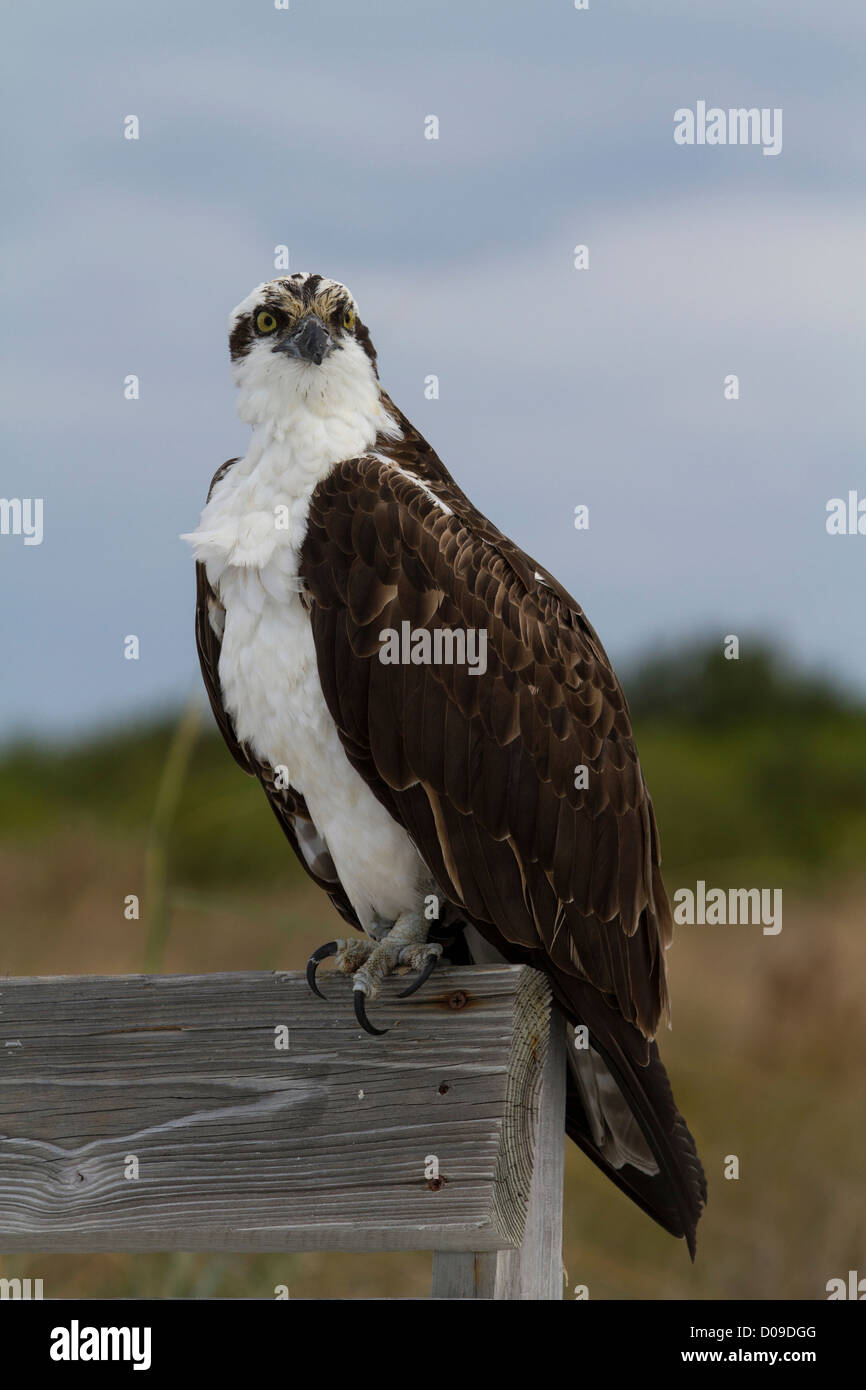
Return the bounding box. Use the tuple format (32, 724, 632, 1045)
(305, 921, 387, 998)
(305, 908, 442, 1034)
(352, 909, 442, 1035)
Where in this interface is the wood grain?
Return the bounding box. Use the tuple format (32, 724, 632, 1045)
(432, 1008, 566, 1299)
(0, 964, 551, 1254)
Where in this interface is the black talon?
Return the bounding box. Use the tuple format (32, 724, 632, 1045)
(354, 987, 390, 1036)
(397, 952, 439, 998)
(306, 941, 339, 999)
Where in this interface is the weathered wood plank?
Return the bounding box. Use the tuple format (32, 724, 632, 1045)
(431, 1008, 566, 1299)
(430, 1251, 496, 1298)
(0, 965, 550, 1253)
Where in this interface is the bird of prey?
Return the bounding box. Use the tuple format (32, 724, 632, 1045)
(183, 272, 707, 1254)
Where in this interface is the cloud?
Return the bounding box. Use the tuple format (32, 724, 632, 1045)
(2, 0, 865, 737)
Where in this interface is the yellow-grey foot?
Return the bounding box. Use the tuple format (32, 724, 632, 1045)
(305, 910, 442, 1035)
(305, 936, 377, 998)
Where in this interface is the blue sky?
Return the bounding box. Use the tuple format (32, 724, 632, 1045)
(2, 0, 865, 739)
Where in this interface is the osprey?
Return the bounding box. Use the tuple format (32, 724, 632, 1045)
(183, 272, 707, 1254)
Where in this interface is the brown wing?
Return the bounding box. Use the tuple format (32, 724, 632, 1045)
(193, 459, 361, 930)
(300, 449, 672, 1037)
(300, 444, 705, 1250)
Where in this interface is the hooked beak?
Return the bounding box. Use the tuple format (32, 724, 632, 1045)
(273, 315, 334, 366)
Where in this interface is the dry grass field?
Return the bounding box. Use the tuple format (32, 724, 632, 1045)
(0, 843, 862, 1300)
(1, 647, 863, 1299)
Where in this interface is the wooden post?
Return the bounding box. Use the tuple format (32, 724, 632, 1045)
(0, 964, 556, 1270)
(431, 1007, 566, 1299)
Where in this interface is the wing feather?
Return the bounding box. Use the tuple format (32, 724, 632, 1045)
(301, 448, 671, 1036)
(196, 421, 704, 1251)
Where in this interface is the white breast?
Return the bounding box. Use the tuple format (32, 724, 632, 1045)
(183, 400, 427, 932)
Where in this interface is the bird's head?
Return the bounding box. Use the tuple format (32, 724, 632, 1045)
(227, 273, 380, 424)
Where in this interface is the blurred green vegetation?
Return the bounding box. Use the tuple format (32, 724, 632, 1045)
(1, 639, 864, 894)
(624, 641, 866, 890)
(1, 638, 864, 1299)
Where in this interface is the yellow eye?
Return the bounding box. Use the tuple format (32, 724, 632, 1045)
(256, 310, 277, 333)
(343, 307, 356, 331)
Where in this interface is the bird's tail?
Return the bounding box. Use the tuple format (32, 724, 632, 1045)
(461, 924, 706, 1255)
(557, 979, 707, 1257)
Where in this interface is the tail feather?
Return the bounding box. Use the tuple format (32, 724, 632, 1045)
(461, 925, 707, 1255)
(554, 976, 707, 1257)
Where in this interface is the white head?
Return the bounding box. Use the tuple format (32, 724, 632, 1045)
(227, 272, 383, 428)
